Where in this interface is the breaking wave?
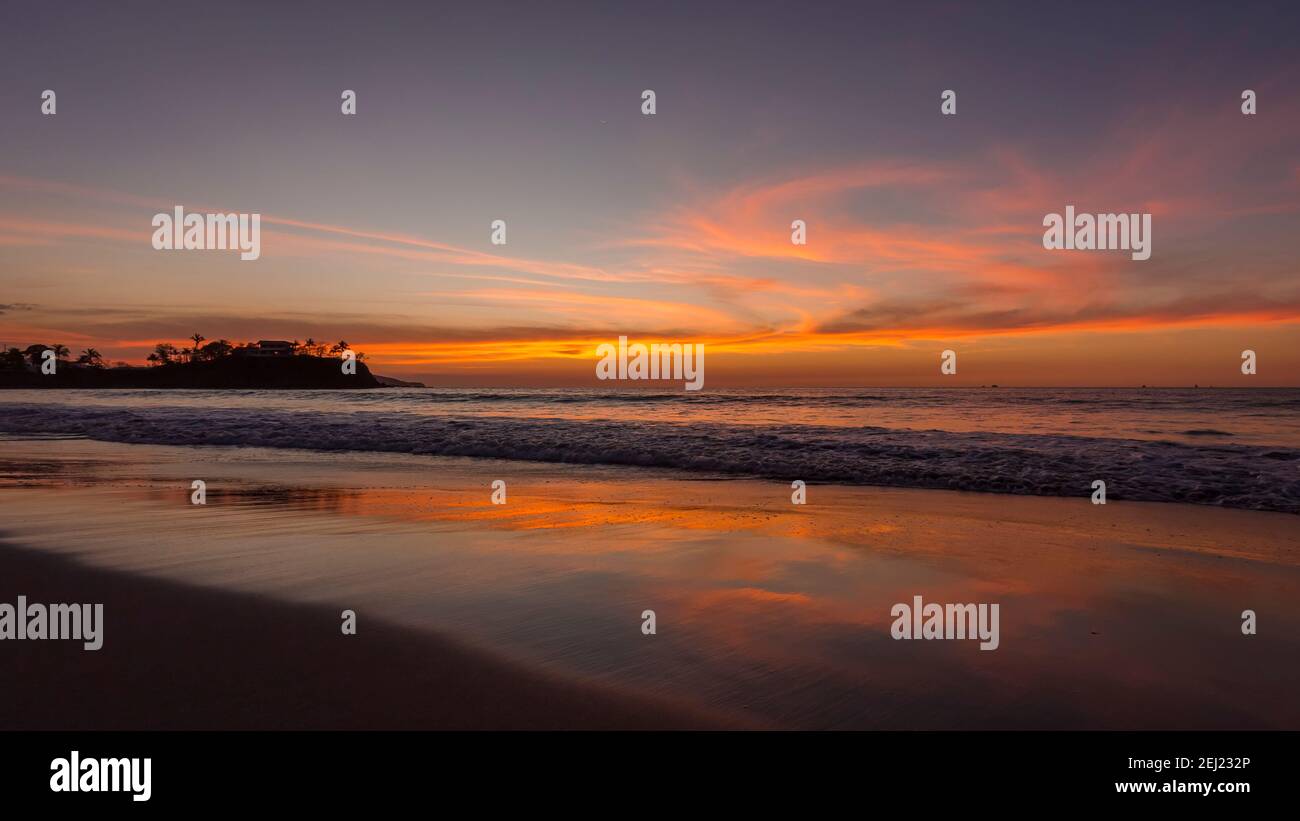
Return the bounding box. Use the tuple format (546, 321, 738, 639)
(1, 403, 1297, 513)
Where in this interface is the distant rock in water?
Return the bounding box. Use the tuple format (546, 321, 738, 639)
(0, 356, 381, 389)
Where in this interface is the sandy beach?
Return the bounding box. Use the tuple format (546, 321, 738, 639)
(2, 434, 1297, 730)
(0, 542, 733, 730)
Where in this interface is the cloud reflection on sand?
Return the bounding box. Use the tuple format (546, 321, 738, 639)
(1, 437, 1297, 729)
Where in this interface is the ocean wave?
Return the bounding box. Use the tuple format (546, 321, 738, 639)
(406, 389, 1300, 410)
(1, 403, 1297, 514)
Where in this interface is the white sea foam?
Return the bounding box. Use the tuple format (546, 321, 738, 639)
(1, 400, 1296, 513)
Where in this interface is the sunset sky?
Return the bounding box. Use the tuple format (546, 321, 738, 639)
(2, 0, 1298, 386)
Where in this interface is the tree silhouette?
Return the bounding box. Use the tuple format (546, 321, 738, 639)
(1, 347, 25, 370)
(23, 344, 49, 367)
(190, 333, 206, 359)
(153, 343, 179, 365)
(200, 339, 233, 360)
(77, 348, 105, 368)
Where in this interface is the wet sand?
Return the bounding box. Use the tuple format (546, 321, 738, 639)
(1, 436, 1298, 729)
(0, 542, 731, 730)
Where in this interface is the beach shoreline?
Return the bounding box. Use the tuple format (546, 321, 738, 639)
(4, 388, 1297, 514)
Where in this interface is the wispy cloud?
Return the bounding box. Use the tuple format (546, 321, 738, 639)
(3, 91, 1298, 383)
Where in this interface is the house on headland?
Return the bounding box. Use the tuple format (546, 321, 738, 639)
(238, 340, 295, 358)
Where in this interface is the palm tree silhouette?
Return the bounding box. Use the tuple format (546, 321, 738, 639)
(23, 344, 48, 367)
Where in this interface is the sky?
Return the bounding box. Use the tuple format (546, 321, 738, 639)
(1, 0, 1298, 386)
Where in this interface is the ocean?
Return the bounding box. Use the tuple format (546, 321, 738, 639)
(2, 387, 1298, 513)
